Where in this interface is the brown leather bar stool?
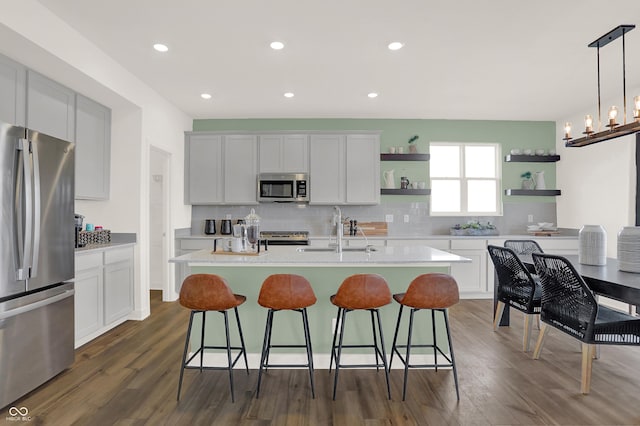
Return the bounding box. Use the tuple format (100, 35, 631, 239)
(390, 273, 460, 401)
(329, 273, 392, 400)
(177, 274, 248, 403)
(256, 274, 317, 398)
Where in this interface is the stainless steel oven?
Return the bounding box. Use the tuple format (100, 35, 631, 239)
(258, 173, 309, 203)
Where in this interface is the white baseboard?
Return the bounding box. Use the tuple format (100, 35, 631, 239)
(185, 352, 450, 370)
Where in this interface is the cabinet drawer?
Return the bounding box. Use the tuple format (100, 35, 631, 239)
(75, 252, 103, 271)
(450, 239, 486, 250)
(105, 246, 134, 264)
(180, 239, 216, 250)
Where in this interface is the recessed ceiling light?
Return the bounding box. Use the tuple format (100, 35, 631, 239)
(388, 42, 404, 51)
(368, 92, 379, 98)
(270, 41, 285, 50)
(284, 92, 294, 98)
(153, 43, 169, 52)
(201, 93, 212, 100)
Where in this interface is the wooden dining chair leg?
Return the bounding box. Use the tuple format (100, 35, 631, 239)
(493, 301, 505, 331)
(523, 314, 535, 352)
(581, 343, 595, 394)
(533, 323, 549, 359)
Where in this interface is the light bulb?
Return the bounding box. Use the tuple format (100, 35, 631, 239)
(635, 96, 640, 110)
(634, 96, 640, 119)
(608, 106, 618, 120)
(584, 114, 593, 132)
(564, 122, 572, 139)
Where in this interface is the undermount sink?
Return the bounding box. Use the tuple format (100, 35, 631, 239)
(296, 246, 377, 253)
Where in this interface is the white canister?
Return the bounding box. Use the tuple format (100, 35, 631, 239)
(579, 225, 607, 266)
(617, 226, 640, 273)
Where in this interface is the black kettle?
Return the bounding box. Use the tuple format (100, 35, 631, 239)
(220, 219, 232, 235)
(204, 219, 216, 235)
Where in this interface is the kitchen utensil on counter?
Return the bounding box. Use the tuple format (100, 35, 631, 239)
(220, 219, 232, 235)
(245, 208, 261, 252)
(400, 176, 409, 189)
(75, 214, 85, 248)
(383, 170, 395, 189)
(204, 219, 216, 235)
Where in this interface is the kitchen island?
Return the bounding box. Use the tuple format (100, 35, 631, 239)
(170, 245, 469, 368)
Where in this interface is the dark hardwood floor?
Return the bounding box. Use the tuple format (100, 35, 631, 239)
(5, 291, 640, 425)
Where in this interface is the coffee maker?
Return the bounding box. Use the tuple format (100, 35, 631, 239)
(75, 214, 85, 248)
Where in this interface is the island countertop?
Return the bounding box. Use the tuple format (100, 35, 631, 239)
(169, 245, 470, 266)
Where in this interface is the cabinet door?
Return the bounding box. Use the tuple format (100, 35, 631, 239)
(74, 265, 104, 341)
(309, 134, 345, 204)
(185, 134, 223, 204)
(26, 70, 75, 141)
(75, 94, 111, 200)
(346, 134, 380, 204)
(104, 260, 133, 324)
(449, 249, 488, 294)
(224, 135, 258, 204)
(259, 134, 309, 173)
(0, 54, 26, 126)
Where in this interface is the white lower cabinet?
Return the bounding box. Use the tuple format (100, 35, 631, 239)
(74, 245, 134, 347)
(449, 240, 489, 297)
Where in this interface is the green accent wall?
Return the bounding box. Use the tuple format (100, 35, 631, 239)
(193, 118, 557, 204)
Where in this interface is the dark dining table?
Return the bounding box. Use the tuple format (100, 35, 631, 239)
(496, 255, 640, 326)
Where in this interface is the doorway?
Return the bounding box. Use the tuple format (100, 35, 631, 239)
(149, 146, 171, 303)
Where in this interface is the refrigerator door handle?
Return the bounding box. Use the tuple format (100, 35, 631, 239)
(16, 138, 33, 281)
(0, 289, 75, 322)
(31, 138, 41, 278)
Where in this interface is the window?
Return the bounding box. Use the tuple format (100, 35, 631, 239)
(429, 142, 502, 216)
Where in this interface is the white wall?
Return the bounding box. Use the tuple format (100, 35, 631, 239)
(556, 88, 639, 258)
(0, 1, 192, 317)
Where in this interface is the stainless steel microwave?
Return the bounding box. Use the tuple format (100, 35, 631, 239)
(257, 173, 309, 202)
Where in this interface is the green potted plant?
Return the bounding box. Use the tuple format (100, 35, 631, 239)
(408, 135, 419, 153)
(521, 171, 534, 189)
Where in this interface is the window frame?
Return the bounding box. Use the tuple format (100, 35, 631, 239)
(429, 142, 503, 216)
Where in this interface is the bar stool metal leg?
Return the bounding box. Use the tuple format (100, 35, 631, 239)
(332, 308, 348, 400)
(222, 310, 235, 402)
(389, 304, 405, 369)
(370, 309, 380, 372)
(234, 306, 249, 375)
(432, 309, 438, 371)
(374, 308, 392, 400)
(301, 308, 316, 398)
(443, 309, 460, 400)
(177, 310, 196, 401)
(199, 311, 206, 371)
(401, 308, 416, 401)
(329, 307, 342, 373)
(256, 309, 273, 398)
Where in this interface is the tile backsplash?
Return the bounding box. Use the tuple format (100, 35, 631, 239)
(191, 202, 557, 237)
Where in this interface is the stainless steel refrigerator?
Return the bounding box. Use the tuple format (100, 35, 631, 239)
(0, 121, 75, 409)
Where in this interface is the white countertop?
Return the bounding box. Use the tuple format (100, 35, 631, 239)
(177, 233, 578, 241)
(169, 245, 470, 266)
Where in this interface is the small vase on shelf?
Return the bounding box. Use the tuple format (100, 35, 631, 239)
(408, 144, 418, 154)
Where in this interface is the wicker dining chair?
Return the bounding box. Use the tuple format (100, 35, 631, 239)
(504, 239, 543, 256)
(487, 245, 541, 351)
(531, 253, 640, 394)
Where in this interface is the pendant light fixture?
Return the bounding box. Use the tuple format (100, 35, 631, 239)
(564, 25, 640, 147)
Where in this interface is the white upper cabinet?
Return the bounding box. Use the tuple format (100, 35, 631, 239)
(26, 70, 75, 142)
(0, 54, 26, 126)
(259, 134, 309, 173)
(309, 133, 380, 205)
(309, 134, 346, 204)
(75, 94, 111, 200)
(345, 134, 380, 204)
(223, 134, 258, 204)
(184, 133, 258, 204)
(185, 134, 223, 204)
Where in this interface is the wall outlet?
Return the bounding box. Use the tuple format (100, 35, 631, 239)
(528, 214, 534, 223)
(404, 214, 410, 223)
(385, 214, 394, 223)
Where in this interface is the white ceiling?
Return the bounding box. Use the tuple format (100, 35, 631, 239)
(37, 0, 640, 121)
